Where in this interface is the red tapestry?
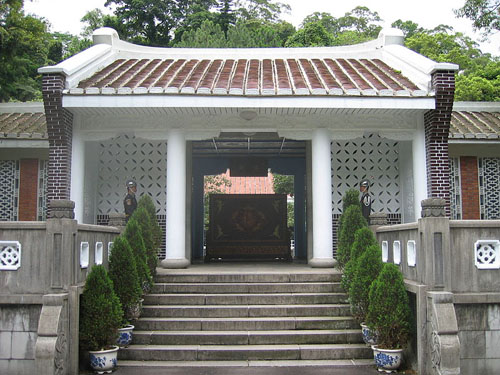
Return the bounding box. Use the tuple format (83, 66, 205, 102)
(206, 194, 290, 261)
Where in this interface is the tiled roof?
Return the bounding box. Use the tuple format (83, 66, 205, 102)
(69, 58, 425, 97)
(450, 111, 500, 140)
(0, 112, 47, 139)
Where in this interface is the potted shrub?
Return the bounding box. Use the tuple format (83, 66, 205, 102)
(124, 218, 153, 293)
(108, 236, 143, 346)
(341, 227, 377, 294)
(366, 263, 411, 373)
(336, 204, 367, 271)
(79, 265, 123, 373)
(131, 206, 158, 277)
(348, 244, 383, 345)
(137, 194, 163, 254)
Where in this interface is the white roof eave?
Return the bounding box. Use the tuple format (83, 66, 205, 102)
(62, 94, 435, 111)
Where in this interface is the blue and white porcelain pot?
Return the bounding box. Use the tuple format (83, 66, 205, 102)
(117, 324, 134, 347)
(89, 345, 119, 374)
(371, 345, 403, 373)
(360, 322, 378, 346)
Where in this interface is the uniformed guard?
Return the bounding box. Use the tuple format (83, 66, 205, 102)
(360, 179, 372, 223)
(124, 179, 138, 221)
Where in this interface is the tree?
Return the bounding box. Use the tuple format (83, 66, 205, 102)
(391, 19, 424, 39)
(285, 21, 334, 47)
(455, 0, 500, 37)
(176, 19, 227, 47)
(234, 0, 290, 23)
(0, 1, 51, 102)
(124, 218, 153, 293)
(272, 174, 294, 196)
(336, 204, 367, 271)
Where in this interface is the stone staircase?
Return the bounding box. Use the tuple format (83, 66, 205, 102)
(118, 266, 373, 368)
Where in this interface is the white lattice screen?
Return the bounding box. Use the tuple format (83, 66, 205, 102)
(331, 133, 401, 215)
(0, 160, 19, 221)
(97, 134, 167, 215)
(449, 158, 462, 220)
(479, 158, 500, 220)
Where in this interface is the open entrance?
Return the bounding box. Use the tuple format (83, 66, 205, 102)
(191, 133, 306, 262)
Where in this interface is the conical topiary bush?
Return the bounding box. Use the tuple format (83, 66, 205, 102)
(124, 218, 153, 293)
(341, 227, 378, 293)
(108, 236, 142, 324)
(137, 195, 163, 252)
(79, 265, 123, 351)
(349, 244, 383, 323)
(131, 206, 158, 277)
(336, 204, 367, 271)
(366, 263, 411, 349)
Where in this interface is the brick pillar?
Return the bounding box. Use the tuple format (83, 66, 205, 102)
(42, 74, 73, 207)
(424, 70, 455, 216)
(459, 156, 480, 219)
(18, 159, 40, 220)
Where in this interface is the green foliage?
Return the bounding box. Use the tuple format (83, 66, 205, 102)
(285, 21, 334, 47)
(336, 205, 367, 271)
(342, 189, 360, 212)
(124, 218, 153, 293)
(0, 2, 50, 102)
(455, 72, 500, 101)
(272, 174, 294, 196)
(79, 265, 123, 351)
(176, 19, 226, 47)
(454, 0, 500, 37)
(349, 244, 383, 323)
(108, 236, 142, 324)
(131, 205, 159, 277)
(367, 263, 411, 349)
(391, 19, 424, 39)
(341, 227, 377, 293)
(287, 201, 294, 229)
(234, 0, 291, 23)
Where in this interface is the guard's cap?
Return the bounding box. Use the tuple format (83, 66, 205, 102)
(126, 179, 137, 188)
(360, 179, 370, 187)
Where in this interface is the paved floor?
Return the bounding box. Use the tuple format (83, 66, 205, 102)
(105, 365, 381, 375)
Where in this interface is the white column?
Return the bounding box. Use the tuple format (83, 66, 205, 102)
(70, 132, 85, 223)
(413, 121, 428, 220)
(161, 129, 189, 269)
(310, 128, 335, 268)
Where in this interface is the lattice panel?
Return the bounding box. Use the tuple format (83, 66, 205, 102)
(449, 158, 462, 220)
(479, 158, 500, 220)
(97, 134, 167, 215)
(0, 160, 19, 221)
(38, 160, 49, 221)
(331, 134, 400, 215)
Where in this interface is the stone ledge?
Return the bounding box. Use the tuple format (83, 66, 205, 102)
(0, 294, 44, 304)
(453, 293, 500, 304)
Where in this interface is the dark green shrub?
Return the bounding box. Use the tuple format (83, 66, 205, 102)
(338, 189, 361, 235)
(124, 218, 153, 293)
(137, 195, 163, 251)
(336, 205, 367, 270)
(108, 236, 142, 324)
(131, 206, 158, 277)
(366, 263, 411, 349)
(341, 227, 377, 293)
(79, 265, 123, 351)
(349, 244, 383, 322)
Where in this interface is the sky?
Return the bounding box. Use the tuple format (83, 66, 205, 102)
(24, 0, 499, 55)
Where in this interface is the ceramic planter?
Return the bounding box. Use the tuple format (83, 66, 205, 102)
(117, 324, 135, 347)
(360, 322, 377, 346)
(89, 345, 119, 374)
(371, 345, 403, 373)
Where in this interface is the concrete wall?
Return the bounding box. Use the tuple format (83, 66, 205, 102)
(376, 202, 500, 375)
(0, 204, 121, 375)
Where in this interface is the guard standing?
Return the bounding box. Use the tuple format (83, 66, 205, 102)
(360, 179, 372, 223)
(124, 179, 138, 221)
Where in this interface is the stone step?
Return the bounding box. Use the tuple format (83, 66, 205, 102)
(118, 359, 375, 368)
(132, 329, 363, 345)
(144, 293, 348, 305)
(118, 343, 372, 361)
(152, 282, 343, 294)
(134, 316, 360, 331)
(154, 273, 341, 284)
(141, 304, 351, 318)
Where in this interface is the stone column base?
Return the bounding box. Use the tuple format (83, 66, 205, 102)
(161, 258, 190, 269)
(309, 257, 336, 268)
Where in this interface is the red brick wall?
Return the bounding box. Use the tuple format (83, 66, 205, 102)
(459, 156, 480, 219)
(424, 70, 456, 216)
(42, 73, 73, 207)
(18, 159, 39, 221)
